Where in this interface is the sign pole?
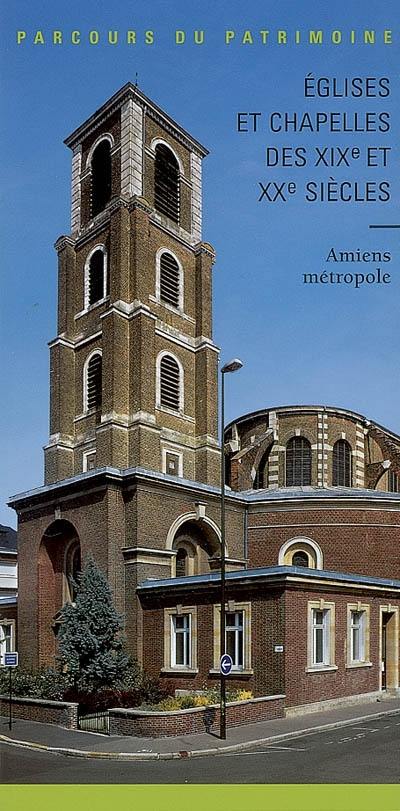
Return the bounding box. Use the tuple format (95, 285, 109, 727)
(9, 666, 12, 732)
(3, 651, 18, 730)
(220, 369, 226, 740)
(219, 359, 243, 741)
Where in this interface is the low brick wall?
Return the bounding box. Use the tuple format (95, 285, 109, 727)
(109, 694, 285, 737)
(0, 695, 79, 729)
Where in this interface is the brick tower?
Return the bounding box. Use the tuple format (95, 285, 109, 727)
(10, 85, 238, 670)
(46, 82, 219, 487)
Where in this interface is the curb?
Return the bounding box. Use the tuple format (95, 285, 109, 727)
(1, 706, 400, 761)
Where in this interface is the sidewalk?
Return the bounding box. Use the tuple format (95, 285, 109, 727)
(1, 695, 400, 760)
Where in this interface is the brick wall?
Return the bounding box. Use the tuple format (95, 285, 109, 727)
(0, 695, 78, 729)
(141, 589, 285, 698)
(284, 586, 399, 708)
(109, 694, 285, 737)
(248, 506, 400, 579)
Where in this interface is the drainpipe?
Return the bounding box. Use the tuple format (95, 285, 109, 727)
(243, 506, 248, 567)
(321, 406, 327, 488)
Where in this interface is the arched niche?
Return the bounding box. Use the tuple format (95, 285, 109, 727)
(38, 520, 81, 665)
(167, 514, 223, 577)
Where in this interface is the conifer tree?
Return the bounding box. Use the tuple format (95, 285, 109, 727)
(57, 554, 130, 690)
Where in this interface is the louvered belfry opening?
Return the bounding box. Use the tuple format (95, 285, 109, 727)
(154, 144, 179, 223)
(91, 140, 112, 217)
(88, 250, 104, 306)
(160, 252, 180, 308)
(160, 355, 181, 411)
(332, 439, 352, 486)
(286, 437, 312, 486)
(87, 354, 102, 411)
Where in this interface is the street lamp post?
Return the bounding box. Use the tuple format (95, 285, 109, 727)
(220, 358, 243, 740)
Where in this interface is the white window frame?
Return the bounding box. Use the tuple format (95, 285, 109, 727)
(156, 350, 184, 414)
(225, 610, 244, 670)
(351, 611, 362, 662)
(307, 600, 337, 672)
(171, 613, 191, 668)
(162, 607, 198, 673)
(0, 621, 15, 665)
(82, 449, 96, 472)
(83, 349, 102, 413)
(312, 608, 329, 666)
(347, 604, 371, 668)
(155, 248, 184, 312)
(84, 245, 108, 311)
(212, 602, 252, 674)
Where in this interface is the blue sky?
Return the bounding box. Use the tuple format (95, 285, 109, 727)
(1, 1, 399, 525)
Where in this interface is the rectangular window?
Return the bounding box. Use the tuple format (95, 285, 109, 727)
(307, 601, 336, 672)
(0, 623, 13, 664)
(164, 451, 182, 477)
(226, 611, 244, 669)
(83, 450, 96, 472)
(171, 614, 191, 668)
(350, 610, 364, 662)
(347, 604, 370, 666)
(212, 602, 252, 674)
(312, 608, 329, 666)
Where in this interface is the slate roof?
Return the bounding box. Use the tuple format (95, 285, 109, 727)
(138, 564, 400, 593)
(9, 467, 400, 507)
(0, 524, 17, 552)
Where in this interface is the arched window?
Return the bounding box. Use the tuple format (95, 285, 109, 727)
(85, 248, 107, 308)
(85, 352, 102, 411)
(65, 542, 81, 603)
(159, 251, 181, 308)
(286, 437, 311, 486)
(253, 447, 272, 490)
(332, 440, 352, 487)
(154, 144, 179, 223)
(279, 537, 323, 570)
(292, 551, 310, 567)
(176, 549, 188, 577)
(91, 140, 111, 217)
(158, 353, 182, 412)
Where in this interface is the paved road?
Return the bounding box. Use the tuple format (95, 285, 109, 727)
(1, 714, 400, 783)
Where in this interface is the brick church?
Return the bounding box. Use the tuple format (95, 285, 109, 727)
(8, 83, 400, 714)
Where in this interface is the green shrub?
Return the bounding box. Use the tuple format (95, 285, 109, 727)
(0, 668, 69, 700)
(179, 695, 197, 709)
(154, 696, 182, 711)
(57, 555, 130, 691)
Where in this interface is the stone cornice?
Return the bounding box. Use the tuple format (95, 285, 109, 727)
(64, 83, 208, 158)
(194, 242, 216, 262)
(54, 235, 76, 252)
(9, 465, 400, 514)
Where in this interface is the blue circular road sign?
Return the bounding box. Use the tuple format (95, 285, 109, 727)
(220, 653, 233, 675)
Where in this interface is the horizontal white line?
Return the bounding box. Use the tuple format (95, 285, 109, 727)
(351, 727, 379, 732)
(221, 746, 307, 757)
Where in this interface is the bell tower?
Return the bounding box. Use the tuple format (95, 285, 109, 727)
(45, 83, 220, 487)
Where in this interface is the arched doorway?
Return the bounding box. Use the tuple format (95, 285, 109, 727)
(38, 520, 81, 666)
